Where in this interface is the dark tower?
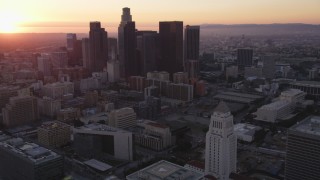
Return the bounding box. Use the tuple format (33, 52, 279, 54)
(89, 21, 108, 73)
(159, 21, 183, 76)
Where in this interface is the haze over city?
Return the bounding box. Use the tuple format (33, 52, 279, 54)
(0, 1, 320, 180)
(1, 0, 320, 33)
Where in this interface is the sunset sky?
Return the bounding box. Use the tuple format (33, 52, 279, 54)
(1, 0, 320, 33)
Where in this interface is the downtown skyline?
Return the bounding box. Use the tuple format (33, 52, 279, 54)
(1, 0, 320, 33)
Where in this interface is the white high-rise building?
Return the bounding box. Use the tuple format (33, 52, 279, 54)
(205, 101, 237, 180)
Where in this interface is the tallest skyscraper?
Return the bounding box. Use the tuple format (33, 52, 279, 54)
(118, 7, 135, 78)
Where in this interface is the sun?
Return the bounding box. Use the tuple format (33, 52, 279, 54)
(0, 12, 22, 33)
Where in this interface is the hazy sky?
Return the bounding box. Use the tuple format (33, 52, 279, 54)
(1, 0, 320, 33)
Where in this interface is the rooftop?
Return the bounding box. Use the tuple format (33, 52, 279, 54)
(290, 116, 320, 136)
(214, 101, 230, 113)
(38, 121, 70, 130)
(0, 137, 61, 164)
(74, 123, 129, 133)
(126, 160, 203, 180)
(234, 123, 262, 136)
(83, 159, 113, 172)
(291, 81, 320, 87)
(259, 100, 290, 110)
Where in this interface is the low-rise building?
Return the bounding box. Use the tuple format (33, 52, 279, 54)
(234, 123, 262, 142)
(57, 107, 81, 123)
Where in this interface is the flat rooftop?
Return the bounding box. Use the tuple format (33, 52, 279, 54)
(290, 81, 320, 87)
(74, 123, 129, 133)
(234, 123, 262, 136)
(259, 100, 290, 110)
(84, 159, 112, 172)
(290, 116, 320, 136)
(126, 160, 203, 180)
(0, 137, 61, 164)
(39, 121, 70, 130)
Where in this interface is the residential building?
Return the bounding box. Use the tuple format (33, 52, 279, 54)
(38, 121, 71, 148)
(2, 96, 39, 127)
(108, 107, 137, 129)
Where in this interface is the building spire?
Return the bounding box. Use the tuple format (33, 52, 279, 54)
(214, 101, 230, 113)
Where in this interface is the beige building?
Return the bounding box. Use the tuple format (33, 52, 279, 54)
(108, 107, 137, 129)
(38, 121, 71, 148)
(38, 97, 61, 117)
(173, 72, 188, 84)
(135, 120, 172, 151)
(255, 89, 306, 123)
(2, 96, 39, 127)
(42, 82, 74, 99)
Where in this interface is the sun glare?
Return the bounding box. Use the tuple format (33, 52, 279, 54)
(0, 12, 22, 33)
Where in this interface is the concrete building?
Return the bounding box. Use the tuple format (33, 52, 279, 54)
(84, 91, 99, 107)
(147, 71, 170, 81)
(133, 97, 161, 120)
(129, 76, 146, 92)
(107, 60, 120, 82)
(261, 56, 276, 79)
(237, 49, 253, 68)
(285, 116, 320, 180)
(50, 51, 68, 69)
(184, 160, 205, 175)
(80, 77, 100, 93)
(2, 96, 39, 127)
(290, 81, 320, 98)
(37, 54, 51, 76)
(255, 89, 306, 123)
(244, 67, 263, 78)
(38, 97, 61, 117)
(234, 123, 262, 142)
(166, 83, 194, 102)
(38, 121, 71, 148)
(42, 82, 74, 99)
(0, 137, 64, 180)
(108, 107, 137, 129)
(144, 85, 159, 98)
(135, 121, 172, 151)
(73, 123, 133, 160)
(101, 90, 119, 103)
(173, 72, 189, 84)
(226, 66, 239, 80)
(127, 160, 203, 180)
(57, 107, 81, 123)
(205, 101, 237, 179)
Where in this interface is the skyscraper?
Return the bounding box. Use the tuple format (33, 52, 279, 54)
(66, 33, 77, 51)
(205, 101, 237, 179)
(82, 38, 90, 70)
(118, 7, 133, 78)
(88, 21, 108, 73)
(185, 25, 200, 60)
(136, 31, 159, 75)
(237, 49, 253, 68)
(123, 21, 137, 78)
(108, 38, 118, 61)
(159, 21, 183, 76)
(285, 116, 320, 180)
